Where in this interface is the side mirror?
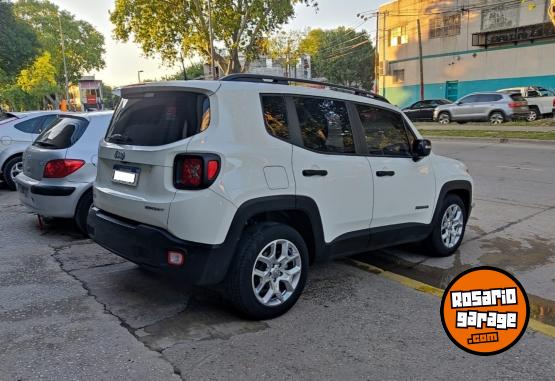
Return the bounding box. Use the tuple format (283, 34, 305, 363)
(413, 139, 432, 161)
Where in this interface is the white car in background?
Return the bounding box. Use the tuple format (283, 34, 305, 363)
(498, 86, 555, 121)
(0, 111, 62, 190)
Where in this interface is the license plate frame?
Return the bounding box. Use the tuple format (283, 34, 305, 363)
(112, 165, 141, 186)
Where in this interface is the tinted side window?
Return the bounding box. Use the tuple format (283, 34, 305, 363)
(357, 105, 412, 157)
(14, 116, 43, 133)
(459, 95, 478, 104)
(293, 97, 355, 154)
(261, 96, 289, 140)
(36, 115, 58, 134)
(34, 117, 88, 150)
(477, 94, 502, 102)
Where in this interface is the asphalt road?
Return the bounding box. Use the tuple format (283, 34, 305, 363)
(1, 139, 554, 380)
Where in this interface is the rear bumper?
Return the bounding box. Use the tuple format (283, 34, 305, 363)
(87, 207, 235, 286)
(510, 112, 531, 120)
(15, 173, 88, 218)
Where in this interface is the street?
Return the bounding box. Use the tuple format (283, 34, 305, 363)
(1, 140, 554, 380)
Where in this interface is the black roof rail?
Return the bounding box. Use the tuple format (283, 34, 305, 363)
(220, 74, 389, 104)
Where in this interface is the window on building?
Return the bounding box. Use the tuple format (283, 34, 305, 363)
(389, 26, 408, 46)
(392, 69, 405, 84)
(429, 14, 461, 39)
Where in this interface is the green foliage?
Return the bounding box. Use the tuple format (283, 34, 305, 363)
(13, 0, 106, 85)
(164, 63, 205, 80)
(110, 0, 315, 75)
(17, 52, 57, 97)
(300, 27, 375, 90)
(0, 1, 40, 85)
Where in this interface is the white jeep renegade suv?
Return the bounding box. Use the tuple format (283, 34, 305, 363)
(88, 75, 473, 319)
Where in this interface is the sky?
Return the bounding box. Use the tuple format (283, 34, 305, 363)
(50, 0, 381, 87)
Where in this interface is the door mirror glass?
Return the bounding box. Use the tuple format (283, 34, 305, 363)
(413, 139, 432, 160)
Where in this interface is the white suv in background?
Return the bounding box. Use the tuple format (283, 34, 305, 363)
(88, 75, 473, 319)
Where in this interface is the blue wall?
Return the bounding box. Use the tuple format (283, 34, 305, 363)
(384, 74, 555, 108)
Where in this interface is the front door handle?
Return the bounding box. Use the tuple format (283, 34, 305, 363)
(376, 171, 395, 177)
(303, 169, 328, 177)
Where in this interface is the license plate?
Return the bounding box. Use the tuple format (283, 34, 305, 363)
(112, 165, 140, 186)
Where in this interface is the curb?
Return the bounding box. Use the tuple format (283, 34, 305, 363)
(347, 259, 555, 340)
(425, 136, 555, 146)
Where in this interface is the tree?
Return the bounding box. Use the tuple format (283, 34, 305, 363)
(266, 30, 305, 76)
(300, 27, 375, 90)
(16, 52, 57, 98)
(13, 0, 106, 85)
(110, 0, 315, 75)
(0, 1, 40, 86)
(165, 63, 205, 80)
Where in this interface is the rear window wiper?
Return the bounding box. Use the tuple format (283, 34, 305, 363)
(108, 134, 133, 144)
(34, 141, 59, 148)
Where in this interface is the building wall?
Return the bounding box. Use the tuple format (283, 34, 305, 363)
(377, 0, 555, 107)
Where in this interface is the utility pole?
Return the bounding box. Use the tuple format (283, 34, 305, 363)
(137, 70, 143, 83)
(374, 11, 380, 94)
(381, 11, 387, 98)
(57, 12, 70, 104)
(417, 19, 425, 101)
(207, 0, 216, 79)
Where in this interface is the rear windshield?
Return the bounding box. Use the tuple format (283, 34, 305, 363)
(510, 94, 526, 102)
(0, 113, 17, 125)
(33, 117, 88, 150)
(105, 91, 210, 146)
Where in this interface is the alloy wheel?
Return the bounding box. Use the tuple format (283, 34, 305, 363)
(441, 204, 464, 249)
(251, 239, 302, 307)
(438, 114, 450, 125)
(527, 110, 538, 122)
(490, 113, 504, 125)
(10, 161, 23, 181)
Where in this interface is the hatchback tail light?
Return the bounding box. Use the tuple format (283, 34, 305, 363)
(174, 154, 221, 190)
(43, 159, 85, 178)
(508, 102, 525, 108)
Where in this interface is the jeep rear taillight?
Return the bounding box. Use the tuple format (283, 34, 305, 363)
(43, 159, 85, 178)
(174, 154, 220, 190)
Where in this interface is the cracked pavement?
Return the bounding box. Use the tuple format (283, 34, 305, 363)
(1, 140, 554, 380)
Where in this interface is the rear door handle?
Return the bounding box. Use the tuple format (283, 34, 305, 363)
(303, 169, 328, 177)
(376, 171, 395, 177)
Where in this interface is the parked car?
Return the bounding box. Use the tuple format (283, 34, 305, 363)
(15, 112, 113, 235)
(0, 111, 62, 190)
(434, 92, 529, 125)
(87, 75, 473, 320)
(403, 99, 452, 121)
(497, 86, 555, 121)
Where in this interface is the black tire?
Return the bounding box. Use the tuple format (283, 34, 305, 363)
(527, 107, 540, 122)
(2, 155, 23, 191)
(226, 222, 309, 320)
(424, 194, 467, 257)
(74, 190, 93, 237)
(489, 111, 505, 125)
(438, 112, 451, 125)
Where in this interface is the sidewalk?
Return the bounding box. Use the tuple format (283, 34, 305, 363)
(415, 122, 555, 132)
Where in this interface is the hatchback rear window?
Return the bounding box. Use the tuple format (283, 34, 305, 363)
(510, 94, 526, 102)
(33, 117, 88, 150)
(105, 91, 210, 146)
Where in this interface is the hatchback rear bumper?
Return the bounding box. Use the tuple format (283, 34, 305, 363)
(87, 207, 234, 286)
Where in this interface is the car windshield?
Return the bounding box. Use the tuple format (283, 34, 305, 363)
(510, 94, 527, 102)
(34, 116, 88, 150)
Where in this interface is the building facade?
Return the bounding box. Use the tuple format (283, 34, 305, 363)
(377, 0, 555, 107)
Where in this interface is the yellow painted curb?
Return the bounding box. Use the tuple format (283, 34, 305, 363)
(348, 259, 555, 339)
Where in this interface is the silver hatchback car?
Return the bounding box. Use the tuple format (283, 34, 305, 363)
(15, 112, 113, 234)
(433, 92, 529, 125)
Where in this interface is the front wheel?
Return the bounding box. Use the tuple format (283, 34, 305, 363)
(527, 108, 540, 122)
(226, 223, 309, 320)
(424, 194, 467, 257)
(74, 190, 93, 237)
(437, 112, 451, 125)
